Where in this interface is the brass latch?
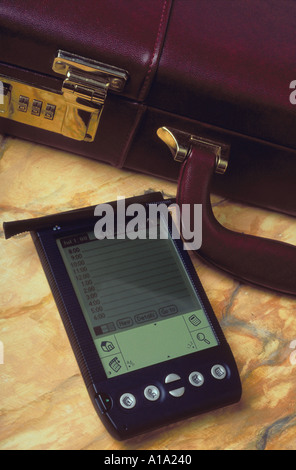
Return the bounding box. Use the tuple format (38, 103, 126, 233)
(0, 50, 128, 142)
(0, 82, 11, 115)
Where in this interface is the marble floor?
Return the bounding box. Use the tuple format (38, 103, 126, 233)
(0, 134, 296, 450)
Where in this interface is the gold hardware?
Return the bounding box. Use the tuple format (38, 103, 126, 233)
(157, 126, 229, 174)
(0, 82, 11, 115)
(0, 51, 128, 142)
(53, 50, 128, 93)
(157, 127, 190, 163)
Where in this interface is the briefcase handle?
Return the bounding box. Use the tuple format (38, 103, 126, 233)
(158, 127, 296, 296)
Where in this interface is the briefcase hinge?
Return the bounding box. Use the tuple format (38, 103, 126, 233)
(0, 51, 128, 142)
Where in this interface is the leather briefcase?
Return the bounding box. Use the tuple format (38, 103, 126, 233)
(1, 0, 296, 295)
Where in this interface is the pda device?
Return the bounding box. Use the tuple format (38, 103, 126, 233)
(4, 193, 241, 440)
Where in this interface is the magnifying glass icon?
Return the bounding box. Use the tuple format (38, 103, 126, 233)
(196, 333, 211, 345)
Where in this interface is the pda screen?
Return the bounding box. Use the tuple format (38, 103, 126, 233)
(57, 219, 219, 378)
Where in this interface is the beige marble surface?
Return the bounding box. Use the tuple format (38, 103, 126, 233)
(0, 134, 296, 450)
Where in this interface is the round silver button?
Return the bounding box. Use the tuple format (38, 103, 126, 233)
(144, 385, 161, 402)
(189, 371, 204, 387)
(211, 365, 227, 380)
(120, 393, 136, 409)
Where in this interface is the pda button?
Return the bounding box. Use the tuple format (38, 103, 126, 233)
(189, 371, 204, 387)
(169, 387, 185, 398)
(120, 393, 136, 409)
(96, 393, 113, 413)
(211, 365, 227, 380)
(165, 373, 181, 384)
(144, 385, 160, 402)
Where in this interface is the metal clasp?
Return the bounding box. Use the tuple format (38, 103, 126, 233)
(0, 51, 128, 142)
(157, 127, 230, 174)
(0, 82, 11, 115)
(52, 50, 129, 142)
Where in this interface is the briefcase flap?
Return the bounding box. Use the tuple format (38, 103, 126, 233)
(148, 0, 296, 151)
(0, 0, 171, 102)
(1, 0, 296, 187)
(1, 0, 296, 153)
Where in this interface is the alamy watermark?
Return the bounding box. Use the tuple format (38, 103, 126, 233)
(289, 81, 296, 104)
(94, 199, 202, 251)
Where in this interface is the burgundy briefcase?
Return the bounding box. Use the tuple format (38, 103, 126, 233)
(1, 0, 296, 295)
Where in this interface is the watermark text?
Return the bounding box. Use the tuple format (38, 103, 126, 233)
(94, 200, 202, 250)
(289, 80, 296, 104)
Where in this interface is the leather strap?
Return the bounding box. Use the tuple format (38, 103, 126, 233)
(177, 144, 296, 296)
